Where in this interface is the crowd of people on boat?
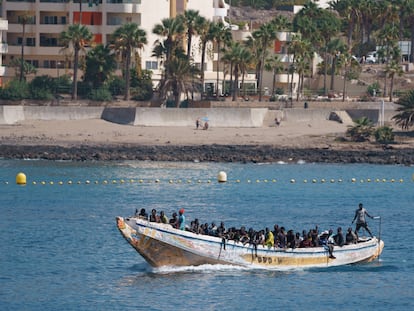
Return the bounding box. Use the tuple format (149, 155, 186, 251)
(135, 206, 375, 259)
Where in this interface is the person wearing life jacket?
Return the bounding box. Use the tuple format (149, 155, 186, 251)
(265, 227, 274, 247)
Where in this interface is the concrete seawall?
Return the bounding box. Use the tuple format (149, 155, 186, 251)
(133, 108, 268, 127)
(0, 106, 104, 124)
(0, 105, 396, 127)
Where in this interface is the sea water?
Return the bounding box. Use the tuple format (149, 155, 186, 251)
(0, 160, 413, 310)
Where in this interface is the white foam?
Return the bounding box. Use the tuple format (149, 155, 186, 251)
(152, 264, 250, 274)
(151, 263, 307, 274)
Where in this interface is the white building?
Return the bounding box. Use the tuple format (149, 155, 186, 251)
(0, 18, 8, 86)
(1, 0, 249, 93)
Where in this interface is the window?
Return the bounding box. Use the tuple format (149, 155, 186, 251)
(26, 60, 39, 68)
(195, 62, 206, 70)
(145, 61, 158, 70)
(40, 36, 58, 46)
(26, 38, 36, 46)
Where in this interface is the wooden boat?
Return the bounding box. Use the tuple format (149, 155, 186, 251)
(116, 216, 384, 270)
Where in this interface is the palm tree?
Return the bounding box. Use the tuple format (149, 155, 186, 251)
(244, 35, 261, 94)
(376, 23, 400, 97)
(197, 18, 213, 95)
(252, 22, 278, 101)
(392, 89, 414, 129)
(18, 12, 34, 82)
(153, 17, 185, 64)
(60, 24, 93, 100)
(264, 55, 283, 96)
(346, 117, 374, 142)
(223, 42, 251, 101)
(84, 44, 117, 88)
(327, 38, 347, 91)
(386, 59, 404, 102)
(330, 0, 360, 48)
(294, 2, 341, 95)
(158, 57, 199, 107)
(318, 12, 341, 95)
(111, 23, 147, 100)
(288, 35, 313, 101)
(209, 22, 232, 97)
(337, 50, 355, 102)
(182, 9, 202, 59)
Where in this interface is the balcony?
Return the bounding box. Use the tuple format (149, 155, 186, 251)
(0, 20, 8, 31)
(214, 8, 228, 18)
(0, 43, 9, 54)
(7, 45, 62, 56)
(104, 3, 141, 13)
(276, 73, 299, 84)
(276, 32, 295, 42)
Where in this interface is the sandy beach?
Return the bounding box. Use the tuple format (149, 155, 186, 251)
(1, 118, 414, 163)
(0, 118, 353, 148)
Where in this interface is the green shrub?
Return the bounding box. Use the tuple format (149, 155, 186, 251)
(30, 88, 54, 100)
(367, 82, 381, 96)
(0, 80, 30, 100)
(56, 75, 72, 94)
(346, 117, 374, 142)
(77, 81, 92, 98)
(87, 87, 113, 101)
(108, 76, 125, 96)
(29, 76, 55, 100)
(131, 85, 153, 101)
(374, 126, 395, 144)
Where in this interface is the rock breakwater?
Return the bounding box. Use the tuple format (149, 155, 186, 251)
(1, 144, 413, 165)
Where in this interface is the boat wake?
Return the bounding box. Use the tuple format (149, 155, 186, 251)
(150, 264, 310, 275)
(152, 264, 251, 275)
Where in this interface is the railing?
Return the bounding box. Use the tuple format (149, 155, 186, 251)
(0, 43, 9, 53)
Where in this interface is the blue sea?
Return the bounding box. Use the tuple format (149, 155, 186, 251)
(1, 160, 413, 310)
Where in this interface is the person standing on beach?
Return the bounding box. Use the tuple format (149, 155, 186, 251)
(352, 203, 374, 237)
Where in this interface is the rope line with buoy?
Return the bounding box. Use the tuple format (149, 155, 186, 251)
(3, 172, 409, 187)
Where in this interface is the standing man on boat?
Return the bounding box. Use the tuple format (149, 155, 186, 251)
(352, 203, 374, 238)
(178, 209, 186, 230)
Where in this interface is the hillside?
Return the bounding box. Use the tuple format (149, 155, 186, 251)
(229, 6, 293, 27)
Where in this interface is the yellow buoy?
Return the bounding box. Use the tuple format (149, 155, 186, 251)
(218, 171, 227, 183)
(16, 172, 27, 185)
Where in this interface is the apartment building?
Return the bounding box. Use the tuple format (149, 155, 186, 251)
(1, 0, 239, 92)
(0, 18, 8, 86)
